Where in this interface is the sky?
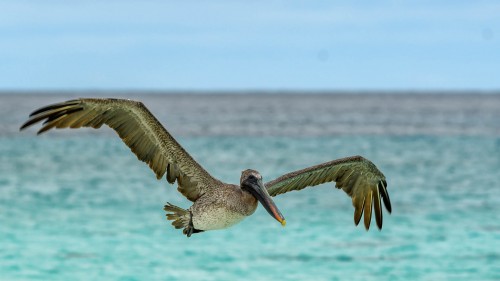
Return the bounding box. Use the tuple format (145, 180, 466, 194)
(0, 1, 499, 91)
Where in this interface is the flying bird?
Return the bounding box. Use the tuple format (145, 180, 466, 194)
(20, 98, 392, 237)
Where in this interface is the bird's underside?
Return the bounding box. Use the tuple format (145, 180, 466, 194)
(20, 98, 392, 237)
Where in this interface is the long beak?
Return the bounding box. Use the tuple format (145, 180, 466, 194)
(247, 179, 286, 226)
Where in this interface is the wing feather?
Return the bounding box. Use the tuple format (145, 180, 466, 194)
(373, 186, 383, 229)
(20, 98, 221, 201)
(363, 191, 373, 230)
(265, 155, 391, 230)
(353, 195, 365, 226)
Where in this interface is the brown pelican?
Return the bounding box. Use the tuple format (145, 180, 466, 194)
(20, 98, 392, 237)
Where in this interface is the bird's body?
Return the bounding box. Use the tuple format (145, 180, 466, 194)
(20, 98, 392, 237)
(190, 183, 258, 231)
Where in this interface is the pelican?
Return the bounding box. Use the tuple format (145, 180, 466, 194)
(20, 98, 392, 237)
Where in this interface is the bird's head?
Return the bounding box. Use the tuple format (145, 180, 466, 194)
(240, 169, 286, 227)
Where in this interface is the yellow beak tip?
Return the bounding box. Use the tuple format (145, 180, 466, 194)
(281, 219, 286, 227)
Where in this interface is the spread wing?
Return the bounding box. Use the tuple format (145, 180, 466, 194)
(20, 98, 222, 201)
(265, 156, 391, 230)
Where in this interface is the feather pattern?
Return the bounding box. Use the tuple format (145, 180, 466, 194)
(20, 98, 222, 201)
(265, 156, 391, 230)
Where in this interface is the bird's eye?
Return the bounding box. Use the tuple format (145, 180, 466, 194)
(248, 175, 256, 180)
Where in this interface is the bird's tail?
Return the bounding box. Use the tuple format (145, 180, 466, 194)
(163, 202, 203, 237)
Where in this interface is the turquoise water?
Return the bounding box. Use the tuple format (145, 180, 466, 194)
(1, 94, 500, 280)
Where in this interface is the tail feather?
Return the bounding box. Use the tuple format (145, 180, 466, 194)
(164, 202, 190, 229)
(163, 202, 204, 237)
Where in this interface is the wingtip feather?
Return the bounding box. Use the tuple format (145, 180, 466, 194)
(29, 99, 80, 117)
(379, 180, 392, 214)
(374, 190, 383, 230)
(353, 196, 365, 226)
(363, 193, 373, 230)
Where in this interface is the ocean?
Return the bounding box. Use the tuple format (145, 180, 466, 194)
(1, 93, 499, 280)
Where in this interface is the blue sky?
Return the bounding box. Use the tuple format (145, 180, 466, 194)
(0, 1, 499, 91)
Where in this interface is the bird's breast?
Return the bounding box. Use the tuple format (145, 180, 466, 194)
(191, 205, 249, 231)
(190, 185, 258, 231)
